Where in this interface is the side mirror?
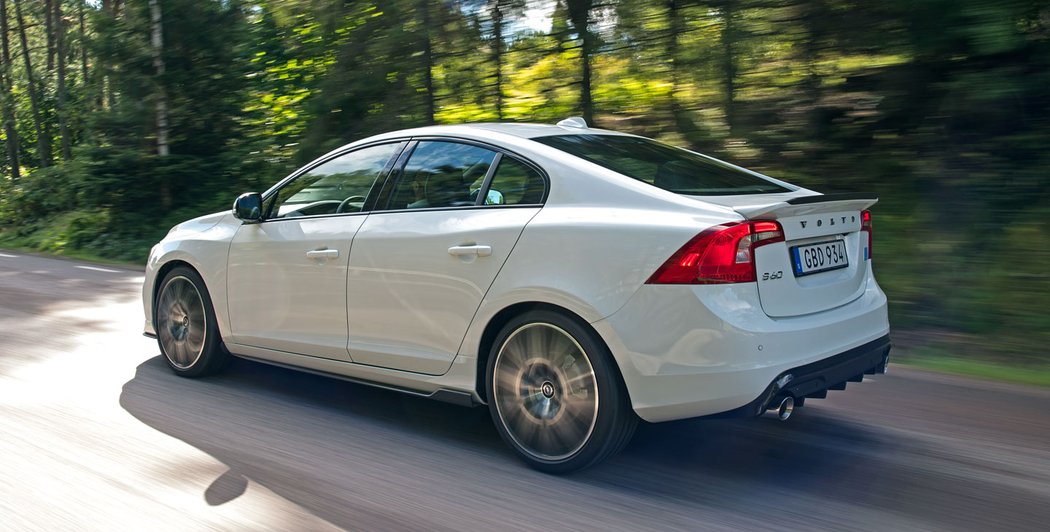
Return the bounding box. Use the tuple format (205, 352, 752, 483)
(233, 192, 264, 223)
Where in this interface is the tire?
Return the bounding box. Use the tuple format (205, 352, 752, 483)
(154, 266, 229, 377)
(486, 309, 637, 474)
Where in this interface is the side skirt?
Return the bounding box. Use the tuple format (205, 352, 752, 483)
(231, 353, 479, 408)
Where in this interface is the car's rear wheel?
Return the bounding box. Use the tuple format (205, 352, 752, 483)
(486, 309, 636, 473)
(155, 266, 228, 377)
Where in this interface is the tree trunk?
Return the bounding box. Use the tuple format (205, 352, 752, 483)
(55, 0, 72, 160)
(13, 0, 50, 167)
(79, 0, 88, 93)
(149, 0, 171, 211)
(667, 0, 684, 120)
(44, 0, 55, 71)
(492, 2, 503, 121)
(419, 0, 435, 125)
(720, 2, 737, 135)
(799, 0, 826, 137)
(0, 0, 18, 179)
(108, 0, 124, 18)
(566, 0, 595, 125)
(149, 0, 169, 157)
(101, 0, 115, 107)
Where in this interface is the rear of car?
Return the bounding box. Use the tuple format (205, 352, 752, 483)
(531, 132, 890, 423)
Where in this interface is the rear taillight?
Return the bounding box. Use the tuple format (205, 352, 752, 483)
(647, 221, 785, 284)
(861, 210, 872, 260)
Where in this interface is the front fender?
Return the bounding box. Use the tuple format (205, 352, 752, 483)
(143, 212, 240, 339)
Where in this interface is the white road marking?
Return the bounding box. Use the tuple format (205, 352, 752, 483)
(75, 265, 121, 273)
(0, 253, 18, 258)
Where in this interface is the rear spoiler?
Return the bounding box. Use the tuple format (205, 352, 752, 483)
(733, 193, 878, 220)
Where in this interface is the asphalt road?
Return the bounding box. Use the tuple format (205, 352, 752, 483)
(2, 250, 1050, 531)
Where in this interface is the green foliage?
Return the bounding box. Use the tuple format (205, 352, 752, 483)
(1, 165, 82, 223)
(24, 209, 111, 253)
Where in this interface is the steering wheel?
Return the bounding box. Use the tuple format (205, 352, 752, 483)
(336, 195, 366, 213)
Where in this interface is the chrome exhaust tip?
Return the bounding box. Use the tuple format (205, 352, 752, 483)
(775, 396, 794, 421)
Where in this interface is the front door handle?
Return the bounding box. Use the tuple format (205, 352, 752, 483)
(306, 248, 340, 260)
(448, 244, 492, 257)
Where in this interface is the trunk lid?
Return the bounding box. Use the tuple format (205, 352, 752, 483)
(701, 193, 878, 318)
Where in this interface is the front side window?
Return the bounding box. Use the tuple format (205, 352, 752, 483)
(533, 134, 791, 196)
(269, 143, 400, 219)
(387, 141, 497, 210)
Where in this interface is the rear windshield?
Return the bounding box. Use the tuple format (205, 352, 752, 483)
(533, 134, 790, 196)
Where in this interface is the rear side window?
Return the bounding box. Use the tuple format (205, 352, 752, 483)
(484, 157, 545, 205)
(533, 134, 790, 196)
(387, 141, 497, 210)
(383, 140, 547, 210)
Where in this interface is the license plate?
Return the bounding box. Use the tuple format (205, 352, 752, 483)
(791, 240, 849, 277)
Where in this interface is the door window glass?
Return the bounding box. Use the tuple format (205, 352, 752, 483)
(388, 141, 497, 210)
(484, 157, 545, 205)
(269, 143, 399, 219)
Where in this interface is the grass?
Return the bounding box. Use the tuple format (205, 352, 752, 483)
(0, 239, 145, 270)
(895, 350, 1050, 388)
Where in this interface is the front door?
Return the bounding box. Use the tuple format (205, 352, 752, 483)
(225, 142, 402, 360)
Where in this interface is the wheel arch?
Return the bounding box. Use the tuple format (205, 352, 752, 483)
(151, 258, 232, 377)
(151, 259, 200, 318)
(474, 301, 632, 408)
(151, 260, 223, 343)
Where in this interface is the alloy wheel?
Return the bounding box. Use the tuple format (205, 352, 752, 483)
(156, 275, 208, 370)
(492, 323, 599, 461)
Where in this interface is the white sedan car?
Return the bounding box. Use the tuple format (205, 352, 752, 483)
(143, 119, 890, 473)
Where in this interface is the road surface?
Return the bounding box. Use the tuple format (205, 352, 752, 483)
(2, 250, 1049, 531)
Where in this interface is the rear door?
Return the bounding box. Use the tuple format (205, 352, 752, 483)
(736, 194, 877, 317)
(346, 140, 546, 375)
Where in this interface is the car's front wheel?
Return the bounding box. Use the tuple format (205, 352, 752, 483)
(155, 266, 228, 377)
(486, 309, 637, 473)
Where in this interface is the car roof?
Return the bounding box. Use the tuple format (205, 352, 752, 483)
(302, 121, 640, 182)
(364, 122, 637, 142)
(463, 122, 635, 139)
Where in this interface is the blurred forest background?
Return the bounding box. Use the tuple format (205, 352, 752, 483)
(0, 0, 1047, 368)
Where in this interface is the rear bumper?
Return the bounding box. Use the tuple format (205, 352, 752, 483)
(591, 274, 890, 423)
(715, 334, 891, 418)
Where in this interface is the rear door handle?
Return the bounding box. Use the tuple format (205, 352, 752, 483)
(306, 249, 340, 260)
(448, 244, 492, 257)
